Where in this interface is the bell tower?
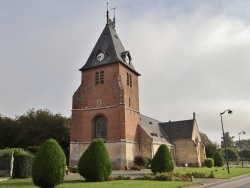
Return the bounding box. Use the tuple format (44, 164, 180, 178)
(69, 9, 140, 169)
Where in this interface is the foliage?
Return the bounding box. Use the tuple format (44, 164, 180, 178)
(0, 109, 70, 158)
(204, 158, 214, 168)
(131, 166, 141, 171)
(71, 166, 78, 173)
(133, 156, 151, 167)
(212, 151, 224, 167)
(32, 139, 66, 188)
(239, 149, 250, 160)
(221, 132, 235, 148)
(113, 175, 131, 180)
(151, 144, 174, 174)
(78, 138, 112, 182)
(185, 171, 214, 178)
(0, 116, 16, 149)
(12, 149, 34, 178)
(200, 132, 219, 158)
(235, 139, 250, 150)
(221, 147, 239, 161)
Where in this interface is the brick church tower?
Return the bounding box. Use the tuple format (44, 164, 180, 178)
(69, 10, 140, 169)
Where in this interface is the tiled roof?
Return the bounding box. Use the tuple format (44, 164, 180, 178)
(159, 119, 194, 140)
(80, 22, 140, 75)
(139, 114, 173, 145)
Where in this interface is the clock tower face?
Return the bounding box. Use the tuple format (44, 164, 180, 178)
(96, 52, 105, 62)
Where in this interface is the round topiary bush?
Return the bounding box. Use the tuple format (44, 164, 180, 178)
(212, 151, 224, 167)
(204, 158, 214, 168)
(78, 138, 112, 182)
(151, 144, 174, 174)
(32, 138, 66, 188)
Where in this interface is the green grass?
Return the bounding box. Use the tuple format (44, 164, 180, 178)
(1, 167, 250, 187)
(174, 167, 250, 179)
(0, 178, 199, 188)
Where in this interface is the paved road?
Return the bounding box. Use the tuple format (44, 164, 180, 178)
(196, 174, 250, 188)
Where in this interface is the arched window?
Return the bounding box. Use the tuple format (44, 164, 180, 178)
(95, 116, 107, 138)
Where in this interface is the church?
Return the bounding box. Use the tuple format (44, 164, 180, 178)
(69, 10, 206, 169)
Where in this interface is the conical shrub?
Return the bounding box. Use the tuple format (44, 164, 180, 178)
(212, 151, 224, 167)
(151, 144, 174, 174)
(78, 138, 112, 182)
(32, 139, 66, 188)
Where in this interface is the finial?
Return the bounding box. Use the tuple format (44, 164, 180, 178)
(193, 112, 196, 118)
(111, 5, 117, 27)
(106, 2, 109, 24)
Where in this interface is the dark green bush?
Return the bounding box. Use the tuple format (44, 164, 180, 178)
(78, 138, 112, 182)
(32, 139, 66, 188)
(131, 165, 141, 171)
(13, 151, 34, 178)
(71, 166, 78, 173)
(204, 158, 214, 168)
(212, 151, 224, 167)
(133, 156, 151, 168)
(151, 144, 174, 174)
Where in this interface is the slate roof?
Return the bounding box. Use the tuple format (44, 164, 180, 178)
(139, 114, 173, 145)
(159, 119, 194, 140)
(80, 20, 140, 75)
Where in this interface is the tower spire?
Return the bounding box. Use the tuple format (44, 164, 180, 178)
(106, 2, 109, 25)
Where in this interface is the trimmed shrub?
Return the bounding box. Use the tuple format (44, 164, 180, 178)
(131, 166, 141, 171)
(13, 151, 34, 178)
(78, 138, 112, 182)
(212, 151, 224, 167)
(204, 158, 214, 168)
(32, 139, 66, 188)
(134, 156, 151, 168)
(151, 144, 174, 174)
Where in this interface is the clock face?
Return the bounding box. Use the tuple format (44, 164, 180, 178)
(97, 52, 104, 62)
(125, 55, 129, 64)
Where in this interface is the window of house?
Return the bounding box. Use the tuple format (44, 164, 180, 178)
(127, 73, 132, 87)
(129, 74, 132, 87)
(95, 71, 104, 85)
(127, 73, 129, 86)
(95, 72, 99, 84)
(100, 71, 104, 83)
(95, 116, 106, 138)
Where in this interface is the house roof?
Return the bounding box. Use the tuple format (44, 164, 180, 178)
(139, 114, 173, 145)
(159, 119, 194, 140)
(79, 18, 140, 75)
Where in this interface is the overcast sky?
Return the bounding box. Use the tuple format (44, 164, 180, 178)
(1, 0, 250, 143)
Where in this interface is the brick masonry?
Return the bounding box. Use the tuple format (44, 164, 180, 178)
(70, 62, 141, 169)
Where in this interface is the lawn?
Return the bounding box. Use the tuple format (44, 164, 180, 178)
(1, 167, 250, 188)
(0, 178, 199, 188)
(174, 166, 250, 179)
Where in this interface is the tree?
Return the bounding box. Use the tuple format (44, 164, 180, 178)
(151, 144, 174, 174)
(221, 132, 235, 148)
(200, 132, 219, 158)
(239, 149, 250, 160)
(235, 139, 250, 150)
(0, 109, 70, 160)
(0, 115, 17, 149)
(32, 139, 66, 188)
(212, 151, 224, 167)
(220, 147, 239, 161)
(78, 138, 112, 182)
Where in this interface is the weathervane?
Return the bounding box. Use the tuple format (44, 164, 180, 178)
(111, 5, 117, 27)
